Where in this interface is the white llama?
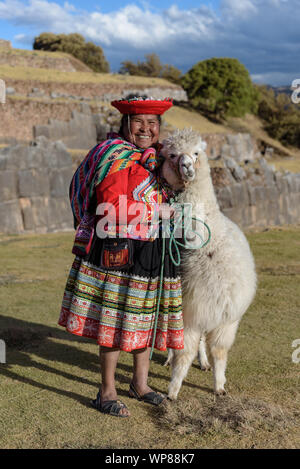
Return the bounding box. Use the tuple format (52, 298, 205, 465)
(159, 128, 257, 399)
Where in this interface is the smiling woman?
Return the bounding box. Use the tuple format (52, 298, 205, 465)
(58, 96, 184, 418)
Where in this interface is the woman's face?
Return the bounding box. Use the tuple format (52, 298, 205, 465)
(123, 114, 160, 149)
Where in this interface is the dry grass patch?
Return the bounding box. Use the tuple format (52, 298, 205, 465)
(165, 106, 230, 134)
(157, 394, 298, 439)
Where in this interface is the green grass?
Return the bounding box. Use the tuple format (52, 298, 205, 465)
(0, 226, 299, 449)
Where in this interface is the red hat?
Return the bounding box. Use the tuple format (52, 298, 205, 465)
(111, 97, 173, 115)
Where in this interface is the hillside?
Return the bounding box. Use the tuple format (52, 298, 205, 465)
(0, 46, 93, 73)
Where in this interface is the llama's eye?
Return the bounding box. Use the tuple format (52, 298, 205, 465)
(194, 152, 199, 157)
(170, 153, 177, 159)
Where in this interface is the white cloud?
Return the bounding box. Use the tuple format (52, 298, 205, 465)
(0, 0, 299, 85)
(221, 0, 258, 19)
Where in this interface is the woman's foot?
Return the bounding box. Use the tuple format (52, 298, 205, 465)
(100, 387, 130, 417)
(128, 382, 166, 406)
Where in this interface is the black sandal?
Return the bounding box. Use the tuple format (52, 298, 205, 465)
(128, 382, 166, 406)
(91, 391, 130, 418)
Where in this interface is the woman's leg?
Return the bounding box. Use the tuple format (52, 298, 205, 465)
(131, 347, 154, 395)
(129, 348, 166, 406)
(99, 346, 130, 416)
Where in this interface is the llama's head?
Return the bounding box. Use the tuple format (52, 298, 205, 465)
(160, 128, 207, 189)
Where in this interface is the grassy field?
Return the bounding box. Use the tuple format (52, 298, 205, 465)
(0, 226, 299, 449)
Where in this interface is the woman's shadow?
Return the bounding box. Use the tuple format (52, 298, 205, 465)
(0, 315, 211, 409)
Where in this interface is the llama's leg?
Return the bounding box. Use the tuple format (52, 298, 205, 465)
(197, 335, 211, 371)
(164, 348, 173, 366)
(168, 328, 200, 400)
(207, 320, 239, 395)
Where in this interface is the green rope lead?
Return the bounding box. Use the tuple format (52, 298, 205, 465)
(149, 203, 211, 360)
(168, 203, 211, 267)
(150, 235, 166, 360)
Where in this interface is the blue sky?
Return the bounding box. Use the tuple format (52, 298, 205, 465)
(0, 0, 299, 85)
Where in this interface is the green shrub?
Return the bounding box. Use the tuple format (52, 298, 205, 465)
(256, 84, 300, 148)
(33, 33, 110, 73)
(181, 57, 259, 119)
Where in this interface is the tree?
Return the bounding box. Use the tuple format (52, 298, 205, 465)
(256, 84, 300, 148)
(33, 33, 110, 73)
(120, 53, 182, 84)
(181, 58, 259, 119)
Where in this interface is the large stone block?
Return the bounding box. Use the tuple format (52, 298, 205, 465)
(216, 186, 234, 209)
(3, 145, 31, 171)
(51, 141, 72, 168)
(224, 157, 246, 181)
(47, 197, 73, 231)
(0, 170, 18, 201)
(241, 205, 254, 227)
(230, 183, 249, 207)
(18, 168, 50, 197)
(19, 197, 49, 231)
(49, 167, 73, 198)
(258, 158, 275, 185)
(0, 200, 24, 233)
(222, 207, 244, 227)
(223, 133, 256, 163)
(33, 125, 51, 140)
(265, 199, 281, 226)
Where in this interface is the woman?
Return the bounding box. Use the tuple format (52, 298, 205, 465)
(58, 97, 184, 418)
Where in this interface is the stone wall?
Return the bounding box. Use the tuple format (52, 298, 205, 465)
(0, 137, 73, 234)
(0, 138, 299, 235)
(213, 157, 300, 229)
(33, 104, 101, 149)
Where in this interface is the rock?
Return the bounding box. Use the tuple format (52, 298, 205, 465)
(222, 133, 257, 163)
(264, 147, 274, 159)
(6, 87, 15, 95)
(0, 200, 24, 233)
(0, 170, 18, 201)
(258, 157, 275, 185)
(28, 88, 46, 98)
(224, 156, 246, 182)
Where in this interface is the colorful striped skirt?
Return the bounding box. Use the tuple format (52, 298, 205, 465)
(58, 236, 184, 352)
